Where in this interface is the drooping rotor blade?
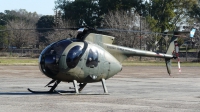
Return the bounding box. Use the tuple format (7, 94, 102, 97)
(0, 27, 190, 38)
(96, 28, 182, 37)
(97, 28, 194, 38)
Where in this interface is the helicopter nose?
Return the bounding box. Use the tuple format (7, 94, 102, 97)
(38, 39, 73, 78)
(39, 54, 59, 78)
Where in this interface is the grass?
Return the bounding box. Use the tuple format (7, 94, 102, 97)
(122, 61, 200, 67)
(0, 57, 38, 65)
(179, 47, 198, 52)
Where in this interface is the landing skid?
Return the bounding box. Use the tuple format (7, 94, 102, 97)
(55, 90, 76, 95)
(55, 89, 109, 95)
(27, 79, 60, 94)
(27, 88, 56, 94)
(55, 79, 109, 95)
(28, 78, 109, 95)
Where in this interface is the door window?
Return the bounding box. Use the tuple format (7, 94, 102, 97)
(86, 48, 98, 68)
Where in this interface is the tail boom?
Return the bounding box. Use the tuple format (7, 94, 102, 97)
(104, 43, 173, 59)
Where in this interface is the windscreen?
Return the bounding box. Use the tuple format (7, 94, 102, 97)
(39, 39, 72, 77)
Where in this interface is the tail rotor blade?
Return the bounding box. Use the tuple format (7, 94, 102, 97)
(177, 57, 181, 72)
(174, 41, 181, 73)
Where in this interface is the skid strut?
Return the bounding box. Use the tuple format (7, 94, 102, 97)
(45, 79, 56, 87)
(73, 80, 79, 93)
(27, 79, 61, 94)
(48, 80, 61, 92)
(102, 78, 108, 93)
(78, 83, 87, 92)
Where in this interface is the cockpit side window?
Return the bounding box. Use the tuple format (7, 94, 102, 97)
(51, 40, 72, 56)
(66, 46, 83, 68)
(86, 48, 98, 68)
(41, 40, 72, 56)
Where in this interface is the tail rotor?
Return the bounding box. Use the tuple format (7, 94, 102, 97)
(174, 41, 181, 73)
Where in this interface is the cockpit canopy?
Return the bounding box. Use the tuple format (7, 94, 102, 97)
(66, 45, 83, 68)
(39, 39, 72, 77)
(41, 39, 72, 57)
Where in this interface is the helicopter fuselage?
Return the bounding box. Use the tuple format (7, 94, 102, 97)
(39, 38, 122, 83)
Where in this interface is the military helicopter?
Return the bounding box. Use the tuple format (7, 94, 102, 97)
(0, 27, 194, 94)
(25, 27, 195, 95)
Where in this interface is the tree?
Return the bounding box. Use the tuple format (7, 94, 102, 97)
(6, 19, 37, 48)
(36, 15, 77, 47)
(146, 0, 198, 32)
(55, 0, 145, 27)
(0, 13, 7, 26)
(190, 3, 200, 22)
(0, 25, 8, 48)
(36, 15, 55, 46)
(144, 0, 198, 52)
(36, 15, 55, 32)
(98, 0, 143, 15)
(45, 20, 77, 44)
(55, 0, 101, 27)
(4, 9, 39, 48)
(54, 0, 199, 52)
(103, 10, 148, 48)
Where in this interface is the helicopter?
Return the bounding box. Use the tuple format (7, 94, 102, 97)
(25, 27, 196, 95)
(0, 27, 195, 94)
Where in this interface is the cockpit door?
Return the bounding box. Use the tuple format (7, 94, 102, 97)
(86, 48, 99, 79)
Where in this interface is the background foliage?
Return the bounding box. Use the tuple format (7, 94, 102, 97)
(0, 0, 200, 54)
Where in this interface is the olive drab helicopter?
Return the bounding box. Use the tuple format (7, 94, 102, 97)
(26, 27, 195, 95)
(0, 27, 195, 94)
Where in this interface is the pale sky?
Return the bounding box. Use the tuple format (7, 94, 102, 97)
(0, 0, 56, 15)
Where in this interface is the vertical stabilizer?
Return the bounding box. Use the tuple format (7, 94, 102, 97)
(165, 32, 179, 75)
(166, 33, 178, 55)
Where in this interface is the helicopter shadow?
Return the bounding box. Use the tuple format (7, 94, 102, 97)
(0, 92, 39, 96)
(0, 85, 110, 96)
(0, 91, 58, 96)
(0, 92, 109, 96)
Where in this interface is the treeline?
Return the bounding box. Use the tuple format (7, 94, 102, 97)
(0, 9, 76, 49)
(0, 0, 200, 51)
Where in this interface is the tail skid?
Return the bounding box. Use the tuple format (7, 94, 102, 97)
(165, 58, 172, 75)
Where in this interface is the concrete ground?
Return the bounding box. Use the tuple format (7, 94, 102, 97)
(0, 65, 200, 112)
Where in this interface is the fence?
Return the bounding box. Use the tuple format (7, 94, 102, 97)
(0, 48, 42, 58)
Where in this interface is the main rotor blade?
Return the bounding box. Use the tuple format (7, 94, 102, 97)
(0, 28, 79, 32)
(96, 28, 173, 35)
(0, 27, 189, 38)
(96, 28, 190, 37)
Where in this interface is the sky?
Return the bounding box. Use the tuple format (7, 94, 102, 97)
(0, 0, 56, 15)
(0, 0, 149, 15)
